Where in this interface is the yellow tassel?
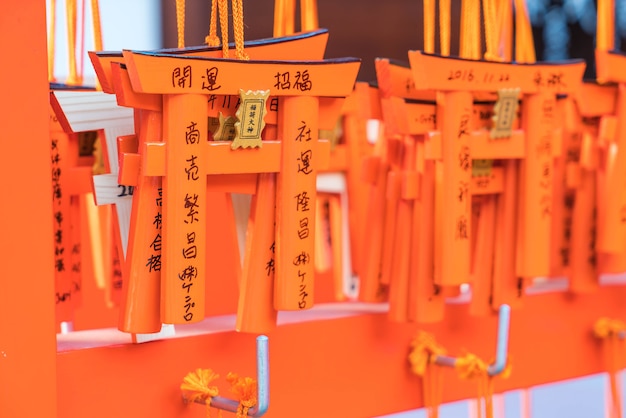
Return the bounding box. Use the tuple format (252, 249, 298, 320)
(455, 353, 489, 380)
(227, 372, 258, 418)
(594, 317, 626, 339)
(409, 331, 446, 376)
(408, 332, 446, 418)
(455, 353, 492, 418)
(181, 368, 220, 418)
(454, 353, 512, 418)
(594, 318, 625, 418)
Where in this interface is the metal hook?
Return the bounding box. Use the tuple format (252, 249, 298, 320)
(433, 304, 511, 376)
(192, 335, 270, 417)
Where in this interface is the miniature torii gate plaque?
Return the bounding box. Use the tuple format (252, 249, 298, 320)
(408, 52, 585, 286)
(49, 103, 89, 324)
(371, 58, 523, 321)
(97, 45, 344, 333)
(560, 84, 616, 292)
(89, 31, 335, 333)
(50, 90, 135, 315)
(52, 90, 135, 260)
(122, 50, 360, 323)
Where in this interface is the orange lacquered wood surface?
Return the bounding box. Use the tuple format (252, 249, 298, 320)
(0, 2, 57, 417)
(56, 285, 626, 418)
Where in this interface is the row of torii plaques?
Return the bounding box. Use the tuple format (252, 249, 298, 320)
(50, 1, 626, 339)
(356, 0, 626, 325)
(51, 29, 362, 336)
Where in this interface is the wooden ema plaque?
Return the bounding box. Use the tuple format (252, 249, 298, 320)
(408, 51, 585, 299)
(92, 37, 341, 332)
(49, 89, 136, 322)
(51, 90, 135, 310)
(49, 104, 85, 325)
(371, 59, 525, 321)
(116, 50, 359, 328)
(367, 59, 443, 324)
(548, 84, 618, 293)
(90, 30, 341, 333)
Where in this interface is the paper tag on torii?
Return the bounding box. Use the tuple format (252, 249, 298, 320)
(472, 159, 494, 177)
(232, 89, 270, 149)
(491, 88, 520, 139)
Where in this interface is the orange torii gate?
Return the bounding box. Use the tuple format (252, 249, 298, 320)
(49, 88, 135, 325)
(88, 29, 339, 335)
(105, 49, 359, 333)
(108, 60, 325, 334)
(48, 94, 91, 327)
(360, 0, 506, 320)
(368, 58, 525, 322)
(365, 59, 444, 323)
(405, 0, 585, 310)
(408, 51, 584, 303)
(556, 83, 618, 292)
